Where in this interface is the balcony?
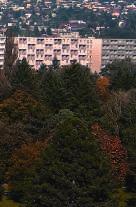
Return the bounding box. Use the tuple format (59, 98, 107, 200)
(27, 55, 35, 61)
(0, 54, 4, 59)
(0, 49, 4, 54)
(28, 44, 35, 50)
(62, 44, 70, 50)
(19, 38, 27, 44)
(71, 50, 78, 56)
(54, 39, 62, 45)
(45, 55, 52, 61)
(79, 55, 86, 61)
(71, 39, 78, 44)
(45, 44, 53, 49)
(19, 49, 27, 56)
(37, 38, 44, 44)
(62, 55, 69, 61)
(0, 37, 5, 44)
(36, 49, 44, 55)
(79, 44, 86, 50)
(54, 49, 61, 56)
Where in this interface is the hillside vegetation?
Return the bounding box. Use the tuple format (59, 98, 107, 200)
(0, 57, 136, 207)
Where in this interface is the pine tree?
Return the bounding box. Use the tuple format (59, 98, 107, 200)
(52, 56, 60, 70)
(61, 63, 100, 121)
(39, 63, 47, 75)
(41, 69, 67, 110)
(103, 59, 136, 91)
(14, 111, 116, 207)
(11, 58, 35, 90)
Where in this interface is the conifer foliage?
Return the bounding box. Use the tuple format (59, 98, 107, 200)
(16, 111, 116, 207)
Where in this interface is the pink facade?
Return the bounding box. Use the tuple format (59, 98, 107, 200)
(16, 35, 100, 72)
(2, 34, 135, 73)
(91, 39, 102, 73)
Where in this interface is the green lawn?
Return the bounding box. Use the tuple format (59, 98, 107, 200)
(0, 197, 20, 207)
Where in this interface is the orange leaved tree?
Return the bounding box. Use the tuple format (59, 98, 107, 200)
(96, 76, 110, 101)
(92, 123, 128, 182)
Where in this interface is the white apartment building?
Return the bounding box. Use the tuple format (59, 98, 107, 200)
(0, 36, 5, 70)
(101, 39, 136, 68)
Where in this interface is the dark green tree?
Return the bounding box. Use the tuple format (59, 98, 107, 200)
(52, 56, 60, 70)
(41, 69, 67, 111)
(41, 63, 100, 121)
(39, 63, 47, 75)
(102, 59, 136, 91)
(11, 110, 116, 207)
(120, 89, 136, 204)
(61, 63, 100, 121)
(11, 58, 36, 91)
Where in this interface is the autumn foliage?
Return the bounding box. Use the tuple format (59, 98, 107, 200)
(92, 123, 128, 181)
(12, 141, 48, 168)
(96, 76, 110, 100)
(0, 90, 49, 122)
(7, 140, 48, 181)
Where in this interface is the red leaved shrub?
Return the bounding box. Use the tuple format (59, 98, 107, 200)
(92, 123, 128, 182)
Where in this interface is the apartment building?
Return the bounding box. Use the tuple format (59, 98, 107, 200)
(0, 36, 5, 70)
(101, 39, 136, 68)
(0, 34, 99, 72)
(0, 34, 136, 73)
(91, 39, 102, 73)
(17, 34, 95, 70)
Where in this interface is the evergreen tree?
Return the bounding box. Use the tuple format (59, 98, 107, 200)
(41, 69, 67, 110)
(103, 59, 136, 91)
(12, 111, 116, 207)
(41, 63, 100, 120)
(52, 56, 60, 70)
(61, 63, 100, 121)
(11, 58, 36, 91)
(120, 89, 136, 203)
(39, 63, 47, 75)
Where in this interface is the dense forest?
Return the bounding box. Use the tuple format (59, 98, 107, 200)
(0, 36, 136, 207)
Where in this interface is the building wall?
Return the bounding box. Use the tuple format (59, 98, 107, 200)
(0, 35, 136, 73)
(0, 36, 5, 69)
(17, 36, 94, 70)
(91, 38, 102, 73)
(101, 39, 136, 68)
